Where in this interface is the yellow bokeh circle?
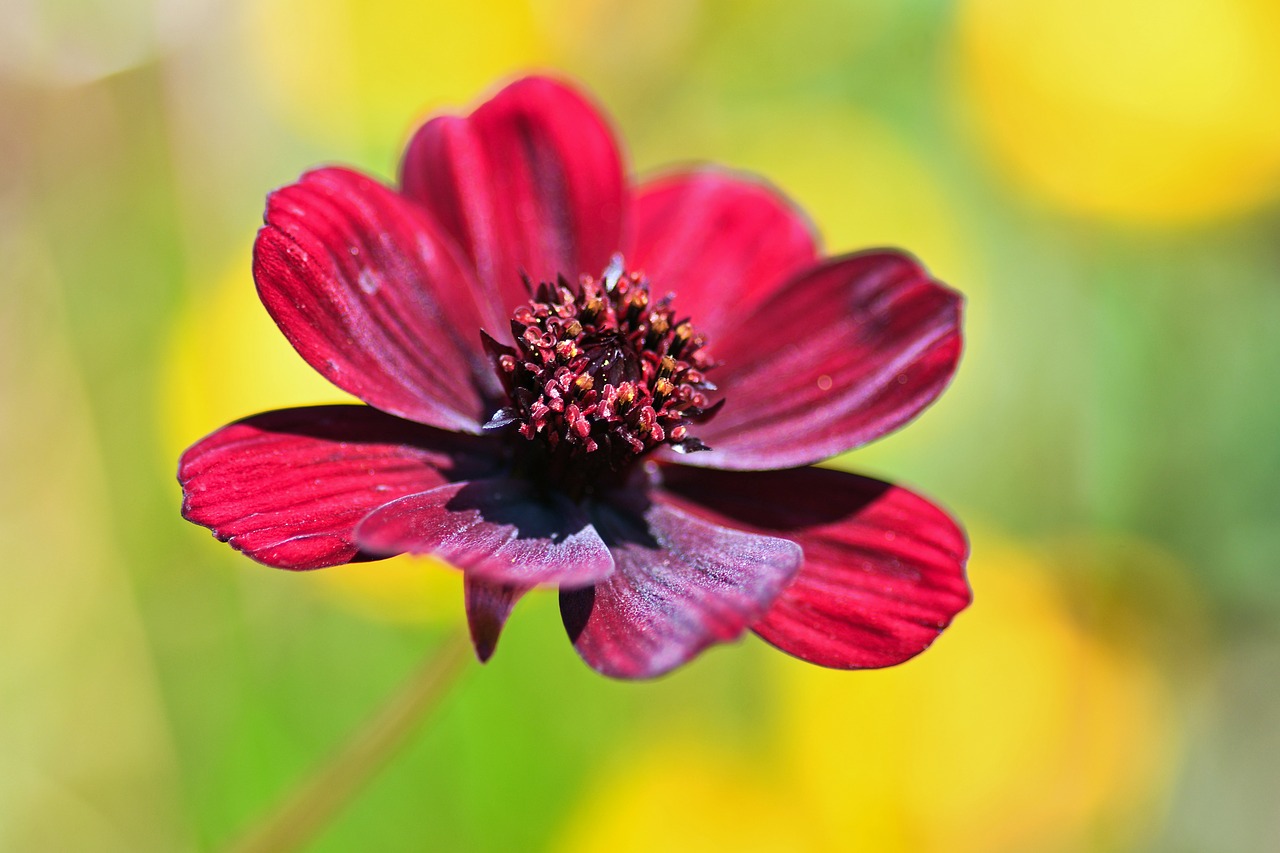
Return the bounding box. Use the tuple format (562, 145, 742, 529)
(556, 741, 820, 853)
(954, 0, 1280, 225)
(773, 533, 1181, 851)
(242, 0, 548, 149)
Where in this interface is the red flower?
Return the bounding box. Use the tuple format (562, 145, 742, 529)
(179, 77, 970, 679)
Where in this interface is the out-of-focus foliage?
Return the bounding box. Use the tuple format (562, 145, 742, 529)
(2, 0, 1276, 851)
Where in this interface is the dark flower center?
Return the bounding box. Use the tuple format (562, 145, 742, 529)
(483, 256, 720, 498)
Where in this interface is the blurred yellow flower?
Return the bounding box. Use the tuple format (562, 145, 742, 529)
(555, 740, 820, 853)
(775, 533, 1180, 851)
(555, 531, 1184, 852)
(162, 259, 461, 624)
(954, 0, 1280, 225)
(243, 0, 547, 149)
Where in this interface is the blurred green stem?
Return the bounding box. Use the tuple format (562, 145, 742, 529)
(228, 632, 472, 853)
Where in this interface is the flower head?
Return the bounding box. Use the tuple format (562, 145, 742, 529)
(179, 77, 970, 679)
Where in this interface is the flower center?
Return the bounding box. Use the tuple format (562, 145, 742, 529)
(483, 255, 720, 498)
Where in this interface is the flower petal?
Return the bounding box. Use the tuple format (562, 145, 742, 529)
(255, 167, 502, 432)
(681, 251, 962, 470)
(626, 169, 818, 340)
(400, 76, 626, 314)
(355, 479, 615, 587)
(560, 494, 802, 680)
(659, 465, 971, 669)
(464, 577, 529, 663)
(178, 406, 499, 570)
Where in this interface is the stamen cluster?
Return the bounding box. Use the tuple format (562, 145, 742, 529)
(484, 258, 720, 494)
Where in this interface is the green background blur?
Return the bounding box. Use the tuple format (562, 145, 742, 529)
(4, 0, 1279, 850)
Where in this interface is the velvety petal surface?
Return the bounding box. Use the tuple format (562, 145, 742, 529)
(355, 479, 614, 587)
(680, 251, 962, 470)
(560, 494, 802, 680)
(400, 76, 626, 317)
(255, 167, 502, 432)
(626, 170, 818, 341)
(178, 406, 500, 570)
(464, 577, 529, 663)
(659, 465, 970, 669)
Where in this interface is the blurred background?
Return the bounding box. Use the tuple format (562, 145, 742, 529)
(3, 0, 1278, 850)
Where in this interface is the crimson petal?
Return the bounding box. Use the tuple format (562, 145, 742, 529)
(626, 170, 818, 341)
(659, 465, 970, 669)
(354, 479, 615, 587)
(400, 76, 626, 316)
(561, 495, 802, 680)
(464, 577, 529, 663)
(681, 251, 962, 470)
(255, 167, 502, 432)
(178, 406, 500, 570)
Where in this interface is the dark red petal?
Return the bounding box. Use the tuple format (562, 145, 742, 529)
(400, 76, 626, 315)
(560, 495, 802, 680)
(178, 406, 500, 570)
(255, 167, 503, 432)
(659, 465, 970, 669)
(626, 169, 818, 341)
(354, 479, 615, 587)
(464, 577, 529, 663)
(681, 250, 962, 470)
